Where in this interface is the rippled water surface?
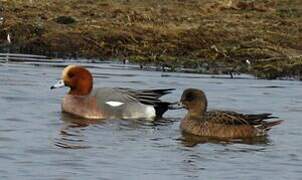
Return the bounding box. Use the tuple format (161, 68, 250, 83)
(0, 62, 301, 179)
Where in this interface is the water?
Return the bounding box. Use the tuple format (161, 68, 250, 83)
(0, 62, 301, 179)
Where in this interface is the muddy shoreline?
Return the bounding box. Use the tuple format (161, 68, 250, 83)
(1, 0, 302, 79)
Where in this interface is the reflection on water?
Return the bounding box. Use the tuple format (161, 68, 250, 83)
(0, 61, 301, 179)
(180, 132, 271, 148)
(54, 113, 105, 149)
(55, 113, 179, 149)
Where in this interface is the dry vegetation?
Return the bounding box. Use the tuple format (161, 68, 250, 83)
(0, 0, 302, 79)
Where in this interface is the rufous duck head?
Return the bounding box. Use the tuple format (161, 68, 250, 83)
(51, 65, 93, 96)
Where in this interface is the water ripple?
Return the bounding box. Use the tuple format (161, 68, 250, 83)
(0, 61, 300, 179)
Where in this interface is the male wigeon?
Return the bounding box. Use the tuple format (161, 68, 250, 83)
(180, 88, 283, 139)
(51, 65, 175, 120)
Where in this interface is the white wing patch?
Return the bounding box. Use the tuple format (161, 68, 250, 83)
(106, 101, 124, 107)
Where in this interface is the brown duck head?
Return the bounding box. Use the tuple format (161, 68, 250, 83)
(180, 88, 208, 116)
(51, 65, 93, 96)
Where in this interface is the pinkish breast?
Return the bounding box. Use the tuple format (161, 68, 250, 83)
(62, 95, 104, 119)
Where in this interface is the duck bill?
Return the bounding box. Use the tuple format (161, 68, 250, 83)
(50, 79, 65, 90)
(179, 101, 188, 109)
(168, 101, 185, 109)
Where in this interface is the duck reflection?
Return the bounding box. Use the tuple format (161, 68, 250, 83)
(180, 131, 271, 147)
(54, 113, 106, 149)
(54, 113, 177, 149)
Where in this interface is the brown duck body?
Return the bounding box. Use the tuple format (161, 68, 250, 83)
(180, 111, 282, 139)
(180, 88, 283, 139)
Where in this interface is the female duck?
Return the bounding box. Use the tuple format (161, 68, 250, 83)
(51, 65, 174, 120)
(180, 88, 282, 139)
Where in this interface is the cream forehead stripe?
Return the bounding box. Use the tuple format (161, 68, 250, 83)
(61, 65, 77, 79)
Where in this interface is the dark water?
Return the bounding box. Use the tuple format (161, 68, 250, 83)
(0, 62, 301, 179)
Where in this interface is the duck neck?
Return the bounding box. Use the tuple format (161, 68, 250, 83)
(188, 108, 205, 118)
(187, 100, 207, 118)
(69, 79, 93, 96)
(69, 87, 91, 96)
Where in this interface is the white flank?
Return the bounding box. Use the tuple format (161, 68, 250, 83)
(106, 101, 124, 107)
(145, 105, 156, 119)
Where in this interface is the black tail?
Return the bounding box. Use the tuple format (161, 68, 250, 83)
(154, 101, 181, 117)
(134, 88, 176, 118)
(262, 120, 283, 131)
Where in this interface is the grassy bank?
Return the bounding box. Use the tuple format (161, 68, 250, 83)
(1, 0, 302, 79)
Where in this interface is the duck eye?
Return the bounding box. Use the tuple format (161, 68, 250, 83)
(68, 72, 75, 78)
(185, 92, 195, 101)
